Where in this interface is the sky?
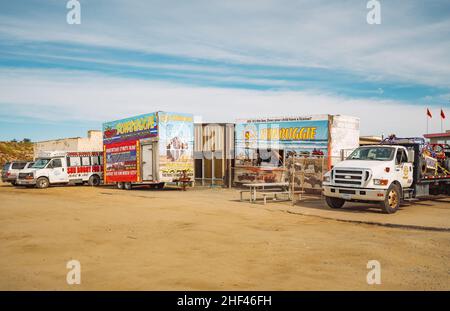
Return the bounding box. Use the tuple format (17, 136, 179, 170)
(0, 0, 449, 141)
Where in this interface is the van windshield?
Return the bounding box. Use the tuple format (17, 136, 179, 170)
(347, 147, 395, 161)
(32, 158, 51, 169)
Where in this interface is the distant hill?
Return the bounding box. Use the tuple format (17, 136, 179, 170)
(0, 141, 34, 166)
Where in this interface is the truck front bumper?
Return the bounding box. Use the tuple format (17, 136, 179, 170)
(323, 185, 386, 202)
(16, 179, 36, 186)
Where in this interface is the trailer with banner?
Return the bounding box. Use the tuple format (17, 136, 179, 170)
(233, 115, 360, 190)
(102, 111, 194, 190)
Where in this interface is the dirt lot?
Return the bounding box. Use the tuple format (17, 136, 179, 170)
(0, 182, 449, 290)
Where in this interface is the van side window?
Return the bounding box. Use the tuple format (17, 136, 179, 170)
(91, 156, 100, 165)
(68, 157, 81, 167)
(52, 159, 62, 168)
(81, 156, 91, 166)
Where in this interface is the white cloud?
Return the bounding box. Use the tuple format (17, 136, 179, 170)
(0, 68, 447, 136)
(1, 0, 450, 86)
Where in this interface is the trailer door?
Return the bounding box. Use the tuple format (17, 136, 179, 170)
(142, 144, 154, 181)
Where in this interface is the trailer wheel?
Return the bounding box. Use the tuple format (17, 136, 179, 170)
(124, 182, 132, 190)
(381, 184, 400, 214)
(36, 177, 49, 189)
(117, 182, 124, 190)
(325, 196, 345, 209)
(157, 182, 165, 189)
(88, 174, 101, 186)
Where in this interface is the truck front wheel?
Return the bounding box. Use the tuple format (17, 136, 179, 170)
(124, 182, 133, 190)
(325, 196, 345, 209)
(381, 184, 400, 214)
(36, 177, 49, 189)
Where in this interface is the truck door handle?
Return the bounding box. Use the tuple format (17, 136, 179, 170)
(395, 168, 400, 171)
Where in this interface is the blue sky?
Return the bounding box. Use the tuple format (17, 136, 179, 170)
(0, 0, 449, 140)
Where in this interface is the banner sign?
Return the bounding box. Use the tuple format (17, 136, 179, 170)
(103, 113, 158, 144)
(104, 140, 138, 183)
(234, 117, 329, 185)
(235, 118, 329, 159)
(158, 112, 194, 181)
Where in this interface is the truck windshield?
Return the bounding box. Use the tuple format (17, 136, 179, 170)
(347, 147, 395, 161)
(32, 158, 51, 169)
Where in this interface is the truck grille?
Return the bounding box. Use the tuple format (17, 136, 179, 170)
(332, 168, 370, 187)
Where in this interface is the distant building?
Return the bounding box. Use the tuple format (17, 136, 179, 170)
(424, 130, 450, 144)
(359, 135, 382, 146)
(33, 130, 103, 159)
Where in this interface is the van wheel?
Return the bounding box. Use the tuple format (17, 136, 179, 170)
(381, 184, 400, 214)
(124, 182, 132, 190)
(88, 175, 101, 186)
(117, 182, 124, 190)
(36, 177, 49, 189)
(325, 196, 345, 209)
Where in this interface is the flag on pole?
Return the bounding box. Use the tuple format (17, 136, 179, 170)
(427, 108, 432, 118)
(441, 109, 446, 119)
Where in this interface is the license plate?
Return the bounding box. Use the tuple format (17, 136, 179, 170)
(341, 194, 352, 200)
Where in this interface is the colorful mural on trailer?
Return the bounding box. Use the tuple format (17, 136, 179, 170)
(103, 112, 158, 144)
(235, 118, 329, 163)
(234, 116, 329, 185)
(158, 112, 194, 181)
(104, 140, 139, 183)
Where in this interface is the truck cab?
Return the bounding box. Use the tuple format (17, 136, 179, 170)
(16, 151, 103, 188)
(323, 145, 414, 214)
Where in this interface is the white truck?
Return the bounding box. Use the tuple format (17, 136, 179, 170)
(323, 137, 450, 214)
(16, 151, 103, 189)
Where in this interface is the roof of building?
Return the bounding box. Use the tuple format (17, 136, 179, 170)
(424, 131, 450, 138)
(35, 130, 101, 143)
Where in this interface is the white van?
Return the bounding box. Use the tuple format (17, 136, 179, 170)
(16, 151, 103, 189)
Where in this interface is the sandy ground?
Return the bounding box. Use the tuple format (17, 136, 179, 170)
(0, 182, 449, 290)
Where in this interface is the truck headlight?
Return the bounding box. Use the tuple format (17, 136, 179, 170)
(323, 175, 330, 183)
(373, 179, 388, 186)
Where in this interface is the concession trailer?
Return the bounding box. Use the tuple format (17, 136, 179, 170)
(234, 114, 360, 189)
(102, 111, 194, 190)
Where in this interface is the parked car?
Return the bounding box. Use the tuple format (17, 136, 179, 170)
(1, 161, 34, 185)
